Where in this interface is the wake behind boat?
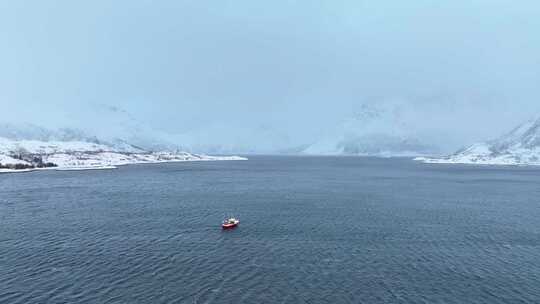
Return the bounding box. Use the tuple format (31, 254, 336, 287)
(222, 217, 239, 229)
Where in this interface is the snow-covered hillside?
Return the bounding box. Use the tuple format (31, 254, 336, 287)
(74, 105, 184, 151)
(0, 122, 144, 153)
(416, 116, 540, 166)
(0, 128, 246, 173)
(303, 104, 436, 156)
(0, 137, 125, 155)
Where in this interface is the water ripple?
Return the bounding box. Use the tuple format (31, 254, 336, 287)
(1, 157, 540, 303)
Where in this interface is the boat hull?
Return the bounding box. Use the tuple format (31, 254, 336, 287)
(222, 223, 239, 229)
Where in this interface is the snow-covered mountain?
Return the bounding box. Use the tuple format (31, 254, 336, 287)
(0, 123, 246, 173)
(0, 136, 245, 172)
(71, 104, 284, 154)
(0, 122, 98, 143)
(416, 116, 540, 165)
(0, 122, 144, 153)
(303, 104, 436, 156)
(71, 104, 184, 151)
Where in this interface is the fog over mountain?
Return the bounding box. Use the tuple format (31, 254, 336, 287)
(303, 103, 438, 156)
(2, 1, 540, 154)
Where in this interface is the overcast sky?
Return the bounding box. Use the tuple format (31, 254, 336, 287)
(1, 0, 539, 151)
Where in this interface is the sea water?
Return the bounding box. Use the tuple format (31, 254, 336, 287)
(1, 156, 540, 303)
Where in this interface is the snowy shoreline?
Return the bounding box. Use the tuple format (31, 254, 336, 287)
(0, 155, 247, 174)
(414, 156, 540, 167)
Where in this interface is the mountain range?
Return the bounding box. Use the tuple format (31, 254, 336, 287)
(416, 116, 540, 166)
(0, 118, 246, 172)
(5, 102, 540, 167)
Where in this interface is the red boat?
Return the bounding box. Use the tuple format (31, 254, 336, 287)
(222, 218, 239, 229)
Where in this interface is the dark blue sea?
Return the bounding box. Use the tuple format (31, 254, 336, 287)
(1, 156, 540, 303)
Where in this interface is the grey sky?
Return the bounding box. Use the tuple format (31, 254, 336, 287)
(1, 0, 539, 151)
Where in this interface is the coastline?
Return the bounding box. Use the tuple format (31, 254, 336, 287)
(0, 156, 247, 174)
(414, 156, 540, 167)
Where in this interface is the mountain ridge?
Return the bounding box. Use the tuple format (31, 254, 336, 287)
(416, 115, 540, 166)
(0, 121, 246, 172)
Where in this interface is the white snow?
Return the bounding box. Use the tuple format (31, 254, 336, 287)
(0, 168, 34, 173)
(0, 136, 247, 173)
(0, 137, 114, 154)
(0, 154, 30, 166)
(40, 151, 246, 169)
(416, 116, 540, 166)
